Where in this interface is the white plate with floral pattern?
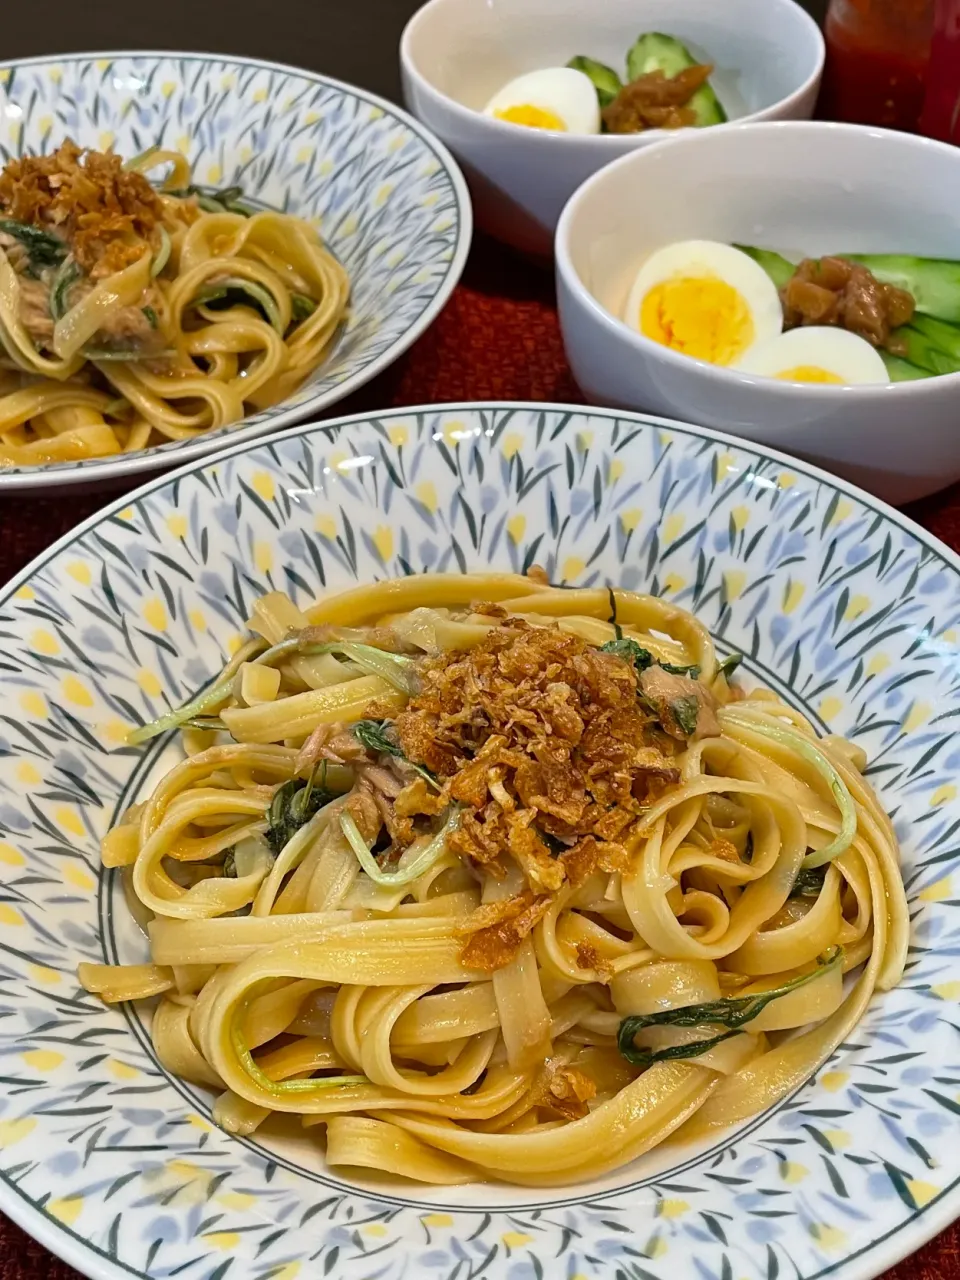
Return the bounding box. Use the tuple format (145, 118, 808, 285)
(0, 52, 471, 491)
(1, 402, 959, 1280)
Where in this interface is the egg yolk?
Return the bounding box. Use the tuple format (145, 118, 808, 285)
(640, 275, 755, 366)
(775, 365, 845, 385)
(494, 104, 567, 131)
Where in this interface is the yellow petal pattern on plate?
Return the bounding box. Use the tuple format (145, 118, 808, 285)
(658, 1199, 690, 1219)
(0, 843, 24, 867)
(782, 581, 806, 614)
(62, 676, 93, 707)
(920, 877, 952, 902)
(48, 1198, 83, 1226)
(820, 1070, 849, 1093)
(415, 482, 438, 515)
(663, 513, 685, 542)
(143, 599, 167, 631)
(0, 1119, 35, 1148)
(373, 527, 394, 563)
(19, 691, 46, 717)
(22, 1050, 63, 1071)
(28, 964, 59, 985)
(903, 701, 932, 732)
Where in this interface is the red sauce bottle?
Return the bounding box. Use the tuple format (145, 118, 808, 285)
(820, 0, 934, 132)
(919, 0, 960, 143)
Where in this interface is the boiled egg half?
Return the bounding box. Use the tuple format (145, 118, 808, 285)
(483, 68, 601, 135)
(735, 326, 889, 385)
(624, 240, 783, 367)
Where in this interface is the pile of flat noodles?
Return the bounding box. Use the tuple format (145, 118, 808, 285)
(80, 573, 908, 1187)
(0, 143, 348, 466)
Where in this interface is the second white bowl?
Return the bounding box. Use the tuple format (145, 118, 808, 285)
(555, 121, 960, 504)
(400, 0, 824, 258)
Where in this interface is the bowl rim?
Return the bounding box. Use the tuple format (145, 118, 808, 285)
(554, 119, 960, 401)
(0, 48, 474, 491)
(399, 0, 825, 148)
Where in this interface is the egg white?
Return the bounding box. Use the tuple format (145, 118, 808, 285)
(483, 68, 601, 135)
(736, 326, 889, 386)
(624, 240, 784, 365)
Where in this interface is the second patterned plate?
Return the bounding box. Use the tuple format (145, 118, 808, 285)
(0, 52, 470, 490)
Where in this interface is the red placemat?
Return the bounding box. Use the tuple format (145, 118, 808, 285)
(0, 237, 957, 1278)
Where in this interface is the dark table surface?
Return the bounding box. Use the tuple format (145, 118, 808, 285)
(0, 0, 828, 106)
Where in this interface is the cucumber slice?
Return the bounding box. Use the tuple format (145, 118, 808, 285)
(567, 56, 622, 109)
(625, 32, 727, 127)
(838, 254, 960, 324)
(896, 314, 960, 376)
(881, 351, 931, 382)
(734, 244, 797, 290)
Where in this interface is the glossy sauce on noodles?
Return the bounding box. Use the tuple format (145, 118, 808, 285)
(79, 572, 908, 1187)
(0, 142, 349, 466)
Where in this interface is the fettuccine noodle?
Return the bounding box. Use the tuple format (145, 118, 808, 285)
(81, 571, 908, 1187)
(0, 141, 348, 466)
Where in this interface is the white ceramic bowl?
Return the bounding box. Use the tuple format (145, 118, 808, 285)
(400, 0, 823, 258)
(0, 51, 472, 492)
(555, 121, 960, 504)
